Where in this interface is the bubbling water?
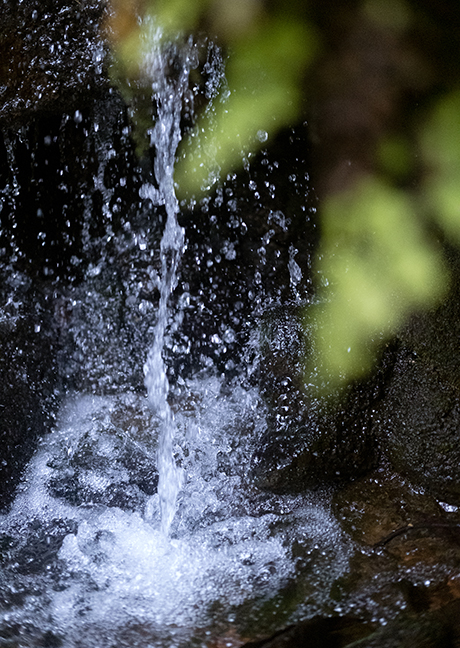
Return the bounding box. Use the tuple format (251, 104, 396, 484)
(0, 378, 350, 647)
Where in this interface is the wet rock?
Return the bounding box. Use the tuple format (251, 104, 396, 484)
(250, 399, 377, 494)
(332, 469, 448, 548)
(0, 0, 107, 126)
(375, 351, 460, 505)
(59, 263, 144, 393)
(0, 73, 158, 393)
(0, 279, 59, 511)
(241, 615, 376, 648)
(394, 248, 460, 394)
(371, 251, 460, 504)
(175, 124, 317, 378)
(1, 21, 316, 393)
(46, 393, 158, 511)
(258, 304, 308, 405)
(251, 242, 460, 500)
(332, 474, 460, 599)
(351, 600, 460, 648)
(13, 519, 78, 577)
(0, 91, 144, 281)
(250, 307, 386, 493)
(329, 469, 460, 630)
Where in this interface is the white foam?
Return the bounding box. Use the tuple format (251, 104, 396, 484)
(0, 378, 351, 645)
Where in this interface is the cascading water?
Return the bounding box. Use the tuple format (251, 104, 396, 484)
(0, 12, 416, 648)
(0, 25, 355, 642)
(141, 31, 192, 536)
(2, 7, 459, 646)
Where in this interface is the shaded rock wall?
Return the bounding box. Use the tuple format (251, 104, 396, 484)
(0, 280, 59, 509)
(0, 0, 107, 125)
(372, 250, 460, 505)
(0, 0, 144, 507)
(176, 124, 317, 378)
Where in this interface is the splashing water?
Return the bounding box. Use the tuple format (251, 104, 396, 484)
(0, 378, 351, 647)
(142, 31, 196, 535)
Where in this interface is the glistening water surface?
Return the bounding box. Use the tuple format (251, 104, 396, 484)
(0, 378, 350, 647)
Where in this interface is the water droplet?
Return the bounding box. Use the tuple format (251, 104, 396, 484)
(257, 129, 268, 142)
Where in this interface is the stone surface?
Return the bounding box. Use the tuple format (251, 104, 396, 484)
(46, 393, 158, 510)
(176, 124, 317, 378)
(351, 601, 460, 648)
(329, 469, 460, 639)
(250, 396, 378, 493)
(375, 350, 460, 505)
(0, 0, 107, 126)
(370, 250, 460, 504)
(0, 91, 143, 281)
(250, 308, 393, 493)
(332, 469, 449, 548)
(241, 616, 376, 648)
(250, 244, 460, 502)
(0, 282, 59, 510)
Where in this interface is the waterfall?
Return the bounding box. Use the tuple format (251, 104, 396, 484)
(0, 14, 357, 648)
(142, 31, 196, 535)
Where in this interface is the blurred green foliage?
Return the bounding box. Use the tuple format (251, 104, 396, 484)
(421, 90, 460, 243)
(175, 15, 317, 196)
(376, 135, 413, 182)
(109, 0, 317, 194)
(306, 178, 448, 391)
(108, 0, 460, 395)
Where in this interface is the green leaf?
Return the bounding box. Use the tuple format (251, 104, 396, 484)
(306, 177, 448, 393)
(175, 17, 318, 199)
(421, 90, 460, 242)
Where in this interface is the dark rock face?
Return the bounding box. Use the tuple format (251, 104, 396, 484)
(0, 92, 143, 281)
(251, 285, 460, 500)
(0, 0, 107, 126)
(250, 388, 379, 494)
(376, 350, 460, 505)
(332, 470, 450, 548)
(241, 616, 376, 648)
(365, 250, 460, 505)
(0, 0, 149, 507)
(250, 245, 460, 501)
(46, 394, 158, 511)
(250, 306, 388, 493)
(241, 601, 460, 648)
(0, 97, 154, 504)
(0, 280, 59, 510)
(6, 0, 460, 523)
(0, 0, 114, 282)
(176, 125, 317, 378)
(352, 601, 460, 648)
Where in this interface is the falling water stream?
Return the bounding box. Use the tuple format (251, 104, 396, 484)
(0, 26, 354, 647)
(1, 14, 454, 648)
(142, 31, 191, 536)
